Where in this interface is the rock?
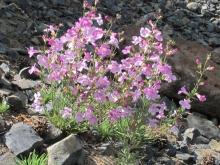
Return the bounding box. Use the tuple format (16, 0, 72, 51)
(44, 122, 63, 143)
(6, 92, 27, 110)
(209, 139, 220, 152)
(175, 152, 195, 164)
(5, 122, 43, 156)
(183, 128, 200, 145)
(47, 134, 83, 165)
(187, 2, 201, 11)
(166, 145, 176, 157)
(12, 74, 40, 90)
(0, 116, 6, 133)
(195, 136, 210, 144)
(0, 63, 10, 75)
(208, 37, 220, 46)
(194, 149, 220, 164)
(159, 39, 220, 119)
(212, 47, 220, 54)
(187, 113, 220, 140)
(0, 43, 7, 54)
(0, 88, 12, 96)
(156, 156, 175, 165)
(0, 152, 16, 165)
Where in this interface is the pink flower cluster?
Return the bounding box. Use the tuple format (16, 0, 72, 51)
(29, 9, 177, 126)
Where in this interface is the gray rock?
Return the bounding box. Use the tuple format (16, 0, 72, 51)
(195, 136, 210, 144)
(183, 128, 200, 145)
(157, 156, 175, 165)
(12, 74, 40, 90)
(0, 152, 16, 165)
(44, 122, 63, 143)
(187, 113, 220, 140)
(212, 47, 220, 54)
(5, 122, 43, 156)
(175, 152, 195, 164)
(209, 139, 220, 152)
(208, 37, 220, 46)
(0, 88, 12, 96)
(194, 148, 220, 164)
(0, 63, 10, 75)
(0, 43, 7, 54)
(47, 134, 83, 165)
(0, 116, 6, 133)
(187, 2, 201, 11)
(7, 92, 27, 110)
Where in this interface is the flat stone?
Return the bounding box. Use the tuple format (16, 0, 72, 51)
(0, 63, 10, 75)
(5, 122, 43, 156)
(0, 89, 12, 96)
(209, 139, 220, 152)
(187, 113, 220, 140)
(187, 2, 201, 11)
(47, 134, 83, 165)
(0, 152, 16, 165)
(12, 75, 40, 90)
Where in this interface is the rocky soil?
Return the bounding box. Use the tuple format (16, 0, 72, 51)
(0, 0, 220, 164)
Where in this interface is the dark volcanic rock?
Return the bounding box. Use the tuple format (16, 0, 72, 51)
(5, 122, 43, 156)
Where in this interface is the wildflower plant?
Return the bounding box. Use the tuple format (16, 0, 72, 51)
(28, 1, 212, 141)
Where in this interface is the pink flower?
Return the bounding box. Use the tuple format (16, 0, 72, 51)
(95, 14, 103, 26)
(140, 27, 151, 38)
(108, 61, 121, 74)
(60, 107, 72, 119)
(29, 64, 40, 75)
(153, 30, 163, 41)
(196, 93, 206, 102)
(96, 44, 111, 58)
(27, 47, 38, 58)
(84, 52, 92, 61)
(109, 33, 119, 48)
(96, 76, 110, 89)
(108, 90, 120, 102)
(143, 86, 160, 101)
(148, 103, 166, 116)
(84, 107, 97, 125)
(122, 46, 132, 54)
(132, 36, 142, 45)
(170, 125, 179, 136)
(195, 58, 201, 65)
(206, 66, 214, 71)
(149, 119, 159, 128)
(94, 90, 107, 102)
(179, 99, 191, 110)
(75, 112, 85, 123)
(131, 89, 141, 102)
(77, 75, 92, 86)
(178, 86, 189, 95)
(109, 107, 132, 122)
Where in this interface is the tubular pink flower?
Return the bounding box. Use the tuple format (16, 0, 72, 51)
(196, 93, 206, 102)
(27, 47, 38, 58)
(179, 99, 191, 110)
(96, 44, 111, 58)
(178, 86, 189, 95)
(140, 27, 151, 38)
